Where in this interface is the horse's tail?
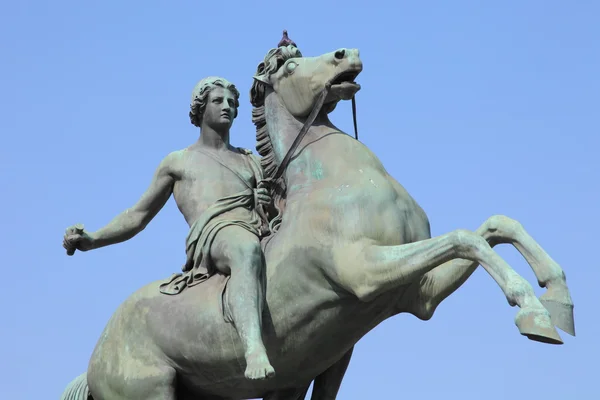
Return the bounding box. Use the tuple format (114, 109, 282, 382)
(60, 372, 92, 400)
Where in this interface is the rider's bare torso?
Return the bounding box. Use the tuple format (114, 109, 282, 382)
(167, 143, 259, 227)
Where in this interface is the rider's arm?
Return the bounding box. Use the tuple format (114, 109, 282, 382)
(90, 152, 178, 250)
(261, 193, 279, 222)
(249, 153, 278, 221)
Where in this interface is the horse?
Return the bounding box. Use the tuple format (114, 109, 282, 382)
(60, 44, 575, 400)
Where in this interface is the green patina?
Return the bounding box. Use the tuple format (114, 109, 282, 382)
(311, 160, 324, 181)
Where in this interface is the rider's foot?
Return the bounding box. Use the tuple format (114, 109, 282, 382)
(244, 350, 275, 380)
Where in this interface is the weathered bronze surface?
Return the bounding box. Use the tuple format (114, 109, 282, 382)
(60, 31, 575, 400)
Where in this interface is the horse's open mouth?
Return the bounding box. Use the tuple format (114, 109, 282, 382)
(328, 70, 361, 101)
(331, 70, 360, 86)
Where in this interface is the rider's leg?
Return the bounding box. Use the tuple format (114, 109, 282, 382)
(210, 225, 275, 380)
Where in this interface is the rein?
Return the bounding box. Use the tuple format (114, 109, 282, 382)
(270, 85, 359, 183)
(352, 96, 359, 141)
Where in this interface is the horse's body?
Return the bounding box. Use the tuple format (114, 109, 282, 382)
(85, 130, 424, 400)
(62, 44, 574, 400)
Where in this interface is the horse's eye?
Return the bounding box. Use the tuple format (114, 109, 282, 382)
(286, 62, 297, 74)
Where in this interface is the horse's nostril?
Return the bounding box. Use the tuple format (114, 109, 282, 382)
(335, 49, 346, 60)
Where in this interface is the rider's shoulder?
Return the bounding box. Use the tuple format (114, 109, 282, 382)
(236, 147, 254, 156)
(159, 149, 186, 170)
(236, 147, 261, 163)
(164, 149, 186, 161)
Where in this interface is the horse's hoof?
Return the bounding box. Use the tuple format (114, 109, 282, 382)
(540, 297, 575, 337)
(515, 308, 563, 345)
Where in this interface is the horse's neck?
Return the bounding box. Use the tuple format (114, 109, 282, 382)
(264, 94, 300, 165)
(264, 92, 338, 189)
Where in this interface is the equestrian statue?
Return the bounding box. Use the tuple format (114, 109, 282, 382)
(60, 31, 575, 400)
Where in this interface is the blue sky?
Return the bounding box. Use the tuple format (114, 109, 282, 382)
(1, 1, 598, 398)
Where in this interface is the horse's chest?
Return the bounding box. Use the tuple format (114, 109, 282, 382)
(321, 180, 428, 244)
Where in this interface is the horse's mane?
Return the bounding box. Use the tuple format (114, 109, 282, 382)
(250, 45, 302, 232)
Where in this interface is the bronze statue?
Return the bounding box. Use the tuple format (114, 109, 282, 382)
(61, 32, 575, 400)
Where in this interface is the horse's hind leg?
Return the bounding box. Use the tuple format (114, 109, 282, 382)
(88, 361, 176, 400)
(263, 387, 310, 400)
(310, 347, 353, 400)
(413, 215, 574, 335)
(262, 347, 354, 400)
(335, 229, 563, 344)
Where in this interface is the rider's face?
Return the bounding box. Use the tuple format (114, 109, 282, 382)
(203, 87, 237, 131)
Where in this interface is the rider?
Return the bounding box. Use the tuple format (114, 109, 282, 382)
(63, 76, 276, 381)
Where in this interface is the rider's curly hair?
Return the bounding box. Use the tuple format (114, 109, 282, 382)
(189, 77, 240, 127)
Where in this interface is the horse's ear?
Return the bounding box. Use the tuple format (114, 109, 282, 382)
(253, 61, 271, 86)
(253, 74, 270, 86)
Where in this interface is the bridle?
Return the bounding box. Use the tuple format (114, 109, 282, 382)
(267, 30, 360, 183)
(257, 32, 360, 236)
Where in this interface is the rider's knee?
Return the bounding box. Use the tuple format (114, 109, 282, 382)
(231, 239, 263, 267)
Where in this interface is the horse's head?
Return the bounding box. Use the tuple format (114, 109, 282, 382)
(251, 44, 363, 117)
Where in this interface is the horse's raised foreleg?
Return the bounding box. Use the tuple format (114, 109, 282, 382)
(411, 215, 574, 335)
(335, 229, 563, 344)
